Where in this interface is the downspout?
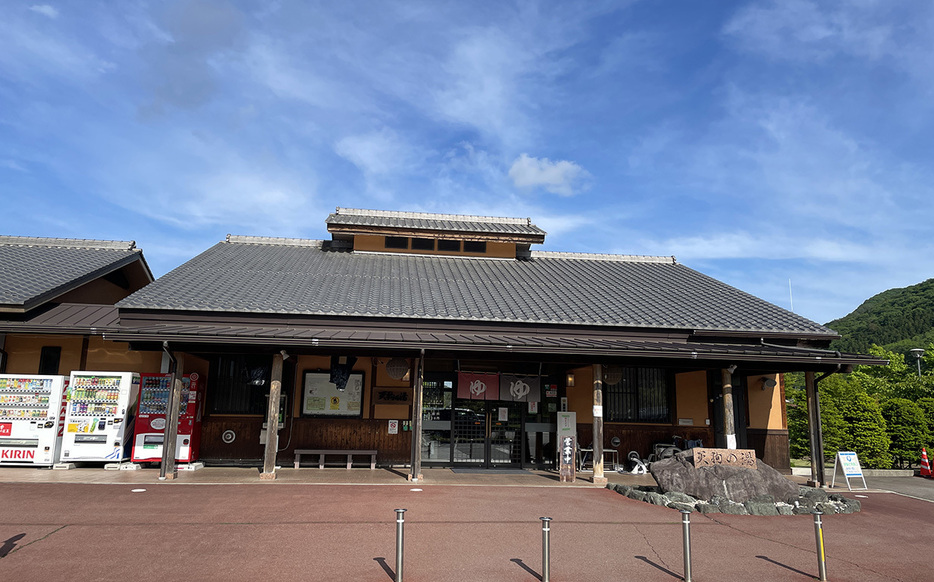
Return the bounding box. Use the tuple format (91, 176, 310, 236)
(809, 363, 840, 488)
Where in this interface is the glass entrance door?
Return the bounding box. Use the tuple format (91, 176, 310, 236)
(452, 400, 523, 467)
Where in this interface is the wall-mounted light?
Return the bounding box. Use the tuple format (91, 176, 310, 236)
(727, 364, 738, 375)
(760, 376, 777, 390)
(566, 373, 575, 387)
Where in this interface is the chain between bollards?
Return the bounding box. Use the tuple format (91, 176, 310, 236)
(681, 509, 693, 582)
(395, 508, 407, 582)
(540, 517, 552, 582)
(813, 510, 827, 581)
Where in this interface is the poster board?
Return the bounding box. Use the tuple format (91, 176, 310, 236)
(830, 451, 868, 491)
(301, 372, 364, 417)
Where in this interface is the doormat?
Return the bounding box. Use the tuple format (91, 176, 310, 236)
(450, 468, 529, 474)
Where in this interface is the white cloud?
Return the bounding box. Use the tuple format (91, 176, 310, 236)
(509, 153, 591, 196)
(29, 5, 59, 19)
(1, 159, 28, 172)
(334, 129, 415, 177)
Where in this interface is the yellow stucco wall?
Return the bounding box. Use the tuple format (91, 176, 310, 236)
(566, 365, 594, 423)
(675, 370, 709, 427)
(745, 373, 784, 429)
(353, 234, 516, 258)
(3, 334, 161, 376)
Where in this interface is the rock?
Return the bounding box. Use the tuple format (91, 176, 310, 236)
(839, 497, 861, 514)
(776, 503, 794, 515)
(628, 489, 646, 502)
(792, 505, 814, 515)
(612, 484, 633, 497)
(666, 491, 696, 504)
(695, 502, 721, 514)
(815, 502, 837, 515)
(667, 501, 695, 512)
(744, 500, 779, 516)
(645, 492, 669, 506)
(650, 451, 799, 504)
(799, 487, 830, 503)
(718, 501, 748, 515)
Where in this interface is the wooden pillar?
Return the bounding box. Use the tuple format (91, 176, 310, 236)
(592, 364, 606, 484)
(261, 353, 284, 480)
(805, 371, 825, 487)
(410, 351, 425, 482)
(160, 353, 184, 480)
(722, 368, 736, 450)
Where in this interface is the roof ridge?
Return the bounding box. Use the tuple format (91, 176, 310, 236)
(225, 235, 324, 247)
(0, 235, 136, 251)
(531, 250, 677, 264)
(332, 207, 532, 226)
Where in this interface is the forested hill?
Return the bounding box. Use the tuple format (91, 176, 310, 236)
(826, 278, 934, 355)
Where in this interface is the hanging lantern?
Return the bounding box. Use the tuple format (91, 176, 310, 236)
(386, 358, 410, 380)
(604, 365, 623, 385)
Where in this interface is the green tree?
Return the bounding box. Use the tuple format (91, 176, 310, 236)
(838, 390, 891, 469)
(880, 398, 927, 468)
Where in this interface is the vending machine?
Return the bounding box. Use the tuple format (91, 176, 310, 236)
(131, 372, 203, 464)
(0, 375, 68, 466)
(61, 371, 140, 462)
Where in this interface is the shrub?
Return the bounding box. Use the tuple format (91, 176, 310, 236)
(838, 391, 891, 469)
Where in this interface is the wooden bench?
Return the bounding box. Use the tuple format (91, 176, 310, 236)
(293, 449, 378, 470)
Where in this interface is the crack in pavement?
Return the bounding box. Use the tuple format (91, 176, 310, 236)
(633, 524, 669, 569)
(0, 525, 68, 559)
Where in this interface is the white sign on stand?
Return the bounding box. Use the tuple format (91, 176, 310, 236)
(830, 451, 868, 491)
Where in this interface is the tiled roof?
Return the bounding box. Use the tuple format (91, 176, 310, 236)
(326, 208, 547, 238)
(0, 236, 147, 311)
(118, 236, 836, 337)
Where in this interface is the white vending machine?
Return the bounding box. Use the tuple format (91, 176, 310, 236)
(0, 375, 68, 466)
(61, 371, 140, 462)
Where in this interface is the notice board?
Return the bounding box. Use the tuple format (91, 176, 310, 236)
(302, 371, 364, 417)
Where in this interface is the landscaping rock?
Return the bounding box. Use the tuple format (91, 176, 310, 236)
(644, 492, 669, 506)
(776, 503, 794, 515)
(744, 499, 779, 516)
(667, 501, 695, 512)
(718, 501, 749, 515)
(650, 451, 799, 503)
(695, 502, 721, 514)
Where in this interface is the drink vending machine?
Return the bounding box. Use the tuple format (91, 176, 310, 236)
(0, 375, 68, 465)
(61, 371, 140, 462)
(131, 372, 203, 464)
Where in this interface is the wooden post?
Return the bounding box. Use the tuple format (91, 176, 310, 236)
(410, 351, 425, 482)
(592, 364, 606, 484)
(160, 353, 184, 480)
(722, 368, 736, 450)
(805, 371, 825, 487)
(261, 353, 284, 480)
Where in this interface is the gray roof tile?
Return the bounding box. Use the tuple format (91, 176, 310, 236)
(118, 237, 834, 336)
(0, 236, 146, 310)
(326, 208, 546, 237)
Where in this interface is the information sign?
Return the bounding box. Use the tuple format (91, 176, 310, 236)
(830, 451, 868, 491)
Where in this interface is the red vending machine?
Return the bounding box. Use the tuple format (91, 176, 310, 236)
(131, 373, 202, 464)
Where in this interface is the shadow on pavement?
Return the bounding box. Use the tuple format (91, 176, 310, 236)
(1, 534, 26, 558)
(635, 555, 681, 580)
(755, 555, 813, 578)
(510, 558, 542, 581)
(373, 557, 395, 580)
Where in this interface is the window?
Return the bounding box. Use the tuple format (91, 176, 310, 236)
(38, 346, 61, 375)
(463, 241, 487, 253)
(412, 238, 435, 251)
(438, 239, 460, 252)
(209, 355, 271, 414)
(385, 236, 408, 249)
(605, 367, 671, 423)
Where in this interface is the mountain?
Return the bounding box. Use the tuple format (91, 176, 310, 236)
(826, 278, 934, 355)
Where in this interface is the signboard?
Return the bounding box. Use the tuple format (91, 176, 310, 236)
(388, 420, 399, 435)
(302, 372, 364, 417)
(831, 451, 868, 491)
(557, 411, 577, 482)
(693, 447, 757, 469)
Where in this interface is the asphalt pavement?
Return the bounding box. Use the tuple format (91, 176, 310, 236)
(1, 469, 932, 581)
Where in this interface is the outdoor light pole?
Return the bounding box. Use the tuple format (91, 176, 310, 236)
(910, 348, 925, 379)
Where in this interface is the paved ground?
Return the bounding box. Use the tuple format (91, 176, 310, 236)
(1, 467, 932, 581)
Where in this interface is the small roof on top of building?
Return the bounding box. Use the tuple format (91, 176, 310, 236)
(117, 234, 836, 338)
(0, 236, 152, 313)
(326, 207, 547, 242)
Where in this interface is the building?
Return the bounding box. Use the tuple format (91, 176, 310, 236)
(0, 236, 157, 375)
(101, 208, 878, 480)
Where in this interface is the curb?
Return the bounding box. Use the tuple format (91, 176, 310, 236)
(791, 467, 915, 477)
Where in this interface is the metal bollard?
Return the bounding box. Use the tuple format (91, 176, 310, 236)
(813, 510, 827, 581)
(540, 517, 552, 582)
(395, 509, 407, 582)
(681, 509, 693, 582)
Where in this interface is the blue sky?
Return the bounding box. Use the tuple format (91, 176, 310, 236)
(2, 1, 932, 326)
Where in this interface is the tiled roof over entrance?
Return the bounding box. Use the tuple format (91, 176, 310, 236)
(326, 208, 547, 239)
(0, 236, 147, 312)
(118, 236, 836, 337)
